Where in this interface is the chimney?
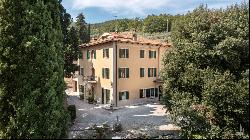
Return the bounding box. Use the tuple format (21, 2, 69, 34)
(132, 33, 137, 41)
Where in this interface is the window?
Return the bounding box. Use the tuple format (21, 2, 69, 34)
(146, 89, 150, 97)
(140, 50, 144, 58)
(119, 91, 129, 100)
(80, 68, 84, 76)
(142, 88, 158, 98)
(91, 50, 96, 59)
(118, 68, 129, 78)
(149, 50, 156, 58)
(140, 68, 144, 77)
(103, 48, 109, 58)
(119, 49, 129, 58)
(102, 68, 109, 79)
(148, 68, 157, 77)
(139, 89, 145, 98)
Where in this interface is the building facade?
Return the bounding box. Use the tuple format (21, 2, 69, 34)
(73, 32, 171, 107)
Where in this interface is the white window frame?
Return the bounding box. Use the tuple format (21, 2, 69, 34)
(149, 50, 156, 58)
(119, 48, 129, 58)
(118, 67, 129, 78)
(119, 90, 129, 100)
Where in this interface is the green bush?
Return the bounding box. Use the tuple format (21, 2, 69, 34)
(79, 94, 84, 100)
(87, 96, 95, 103)
(161, 3, 249, 139)
(67, 105, 76, 122)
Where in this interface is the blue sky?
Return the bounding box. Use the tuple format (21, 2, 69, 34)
(62, 0, 247, 24)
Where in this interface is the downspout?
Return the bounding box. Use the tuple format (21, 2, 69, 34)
(115, 41, 118, 107)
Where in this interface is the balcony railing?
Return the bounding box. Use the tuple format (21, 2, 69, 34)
(84, 75, 97, 83)
(153, 76, 164, 83)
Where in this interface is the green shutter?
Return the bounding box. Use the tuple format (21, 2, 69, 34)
(87, 50, 90, 59)
(107, 49, 109, 58)
(154, 51, 156, 58)
(140, 68, 144, 77)
(126, 68, 129, 78)
(126, 49, 129, 58)
(154, 68, 157, 77)
(107, 68, 109, 79)
(94, 50, 96, 59)
(119, 49, 122, 58)
(102, 68, 104, 78)
(119, 92, 122, 100)
(149, 50, 151, 58)
(126, 91, 129, 99)
(103, 49, 105, 58)
(148, 68, 150, 77)
(118, 68, 121, 78)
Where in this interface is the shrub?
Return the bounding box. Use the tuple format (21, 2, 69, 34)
(113, 122, 122, 132)
(79, 94, 84, 100)
(87, 96, 94, 103)
(67, 105, 76, 122)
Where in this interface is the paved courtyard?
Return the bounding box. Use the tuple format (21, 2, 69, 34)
(66, 89, 180, 138)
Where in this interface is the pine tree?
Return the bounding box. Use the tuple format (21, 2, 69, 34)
(76, 13, 88, 44)
(0, 0, 69, 138)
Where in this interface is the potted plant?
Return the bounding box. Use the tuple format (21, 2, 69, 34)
(87, 96, 94, 104)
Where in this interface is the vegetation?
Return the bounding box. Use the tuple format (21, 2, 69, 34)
(89, 14, 182, 38)
(161, 3, 249, 139)
(76, 13, 90, 44)
(67, 105, 76, 123)
(59, 1, 80, 78)
(0, 0, 69, 138)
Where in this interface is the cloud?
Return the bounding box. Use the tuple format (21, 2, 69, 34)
(72, 0, 172, 16)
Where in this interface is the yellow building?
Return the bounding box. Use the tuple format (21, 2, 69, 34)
(72, 32, 171, 107)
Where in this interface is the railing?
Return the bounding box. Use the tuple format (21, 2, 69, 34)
(84, 75, 97, 82)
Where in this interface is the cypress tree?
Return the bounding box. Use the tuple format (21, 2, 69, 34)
(0, 0, 69, 139)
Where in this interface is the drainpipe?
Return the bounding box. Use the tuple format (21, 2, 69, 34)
(115, 42, 118, 107)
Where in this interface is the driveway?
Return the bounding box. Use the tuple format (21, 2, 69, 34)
(66, 90, 180, 138)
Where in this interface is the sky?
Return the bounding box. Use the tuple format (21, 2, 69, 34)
(62, 0, 247, 24)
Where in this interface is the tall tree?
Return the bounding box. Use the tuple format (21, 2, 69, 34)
(0, 0, 69, 138)
(161, 3, 249, 139)
(76, 13, 89, 44)
(59, 1, 79, 78)
(64, 27, 79, 78)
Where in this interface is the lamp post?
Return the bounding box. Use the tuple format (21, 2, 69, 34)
(166, 19, 169, 33)
(114, 15, 118, 32)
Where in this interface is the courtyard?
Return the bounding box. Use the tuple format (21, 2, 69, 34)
(66, 89, 180, 139)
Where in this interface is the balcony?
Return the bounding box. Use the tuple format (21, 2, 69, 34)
(84, 75, 97, 84)
(153, 77, 164, 83)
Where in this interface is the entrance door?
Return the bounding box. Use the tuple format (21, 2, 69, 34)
(102, 88, 104, 104)
(74, 81, 77, 92)
(106, 90, 110, 104)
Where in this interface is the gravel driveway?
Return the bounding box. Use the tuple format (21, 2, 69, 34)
(66, 92, 180, 139)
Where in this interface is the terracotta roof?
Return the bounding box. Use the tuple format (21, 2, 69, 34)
(80, 32, 171, 48)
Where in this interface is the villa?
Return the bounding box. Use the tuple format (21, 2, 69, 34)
(72, 32, 171, 107)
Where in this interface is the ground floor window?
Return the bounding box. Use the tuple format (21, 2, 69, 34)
(119, 91, 129, 100)
(139, 88, 158, 98)
(102, 88, 111, 104)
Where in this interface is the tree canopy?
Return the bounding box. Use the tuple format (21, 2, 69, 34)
(161, 3, 249, 139)
(0, 0, 69, 138)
